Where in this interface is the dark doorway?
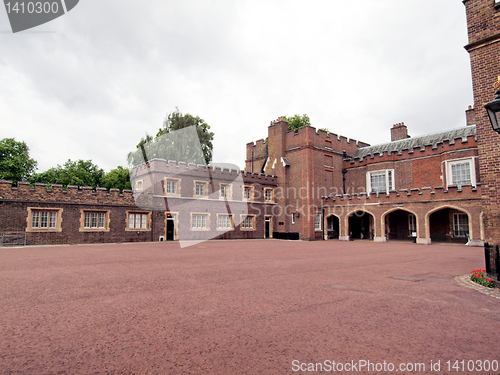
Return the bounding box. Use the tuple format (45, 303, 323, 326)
(348, 211, 373, 240)
(326, 215, 340, 239)
(385, 210, 415, 241)
(429, 208, 469, 244)
(166, 219, 174, 241)
(265, 218, 271, 239)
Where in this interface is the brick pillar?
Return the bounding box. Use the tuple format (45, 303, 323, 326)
(463, 0, 500, 246)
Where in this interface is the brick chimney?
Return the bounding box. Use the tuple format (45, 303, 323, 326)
(391, 122, 410, 141)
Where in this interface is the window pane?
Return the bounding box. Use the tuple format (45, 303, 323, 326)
(141, 214, 147, 228)
(91, 213, 98, 228)
(315, 213, 321, 230)
(49, 212, 57, 228)
(84, 212, 91, 228)
(451, 162, 471, 186)
(99, 213, 105, 228)
(196, 183, 205, 196)
(40, 212, 48, 228)
(166, 180, 177, 194)
(370, 172, 386, 193)
(408, 214, 416, 232)
(129, 214, 134, 228)
(32, 212, 39, 228)
(265, 189, 272, 201)
(453, 213, 469, 237)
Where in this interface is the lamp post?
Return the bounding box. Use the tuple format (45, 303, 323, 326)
(483, 78, 500, 284)
(484, 79, 500, 133)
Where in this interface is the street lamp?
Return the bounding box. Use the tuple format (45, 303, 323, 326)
(484, 83, 500, 133)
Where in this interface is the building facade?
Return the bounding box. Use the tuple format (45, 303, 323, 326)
(246, 120, 483, 245)
(2, 1, 496, 247)
(0, 119, 485, 246)
(0, 161, 279, 246)
(463, 0, 500, 247)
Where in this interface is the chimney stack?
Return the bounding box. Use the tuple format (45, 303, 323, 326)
(391, 122, 410, 141)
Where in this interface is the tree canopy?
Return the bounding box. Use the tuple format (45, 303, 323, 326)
(0, 138, 37, 183)
(128, 108, 214, 166)
(32, 159, 105, 190)
(101, 166, 132, 192)
(283, 114, 311, 132)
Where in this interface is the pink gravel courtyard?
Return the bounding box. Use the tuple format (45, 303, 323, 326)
(0, 239, 499, 374)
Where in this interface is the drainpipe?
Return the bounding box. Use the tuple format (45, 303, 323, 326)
(322, 207, 326, 240)
(342, 169, 347, 195)
(342, 150, 348, 195)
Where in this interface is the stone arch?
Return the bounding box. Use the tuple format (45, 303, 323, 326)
(426, 205, 472, 243)
(381, 207, 419, 242)
(324, 213, 340, 239)
(346, 208, 376, 240)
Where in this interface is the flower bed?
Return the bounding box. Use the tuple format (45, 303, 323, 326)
(470, 269, 494, 288)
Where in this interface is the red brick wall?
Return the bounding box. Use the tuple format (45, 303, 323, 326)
(464, 0, 500, 245)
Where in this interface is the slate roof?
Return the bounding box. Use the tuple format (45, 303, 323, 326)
(353, 125, 477, 160)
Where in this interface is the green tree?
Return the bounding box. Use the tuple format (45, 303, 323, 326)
(0, 138, 37, 183)
(128, 108, 214, 166)
(101, 166, 132, 192)
(32, 159, 104, 189)
(283, 114, 311, 132)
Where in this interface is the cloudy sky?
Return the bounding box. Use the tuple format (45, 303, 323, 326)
(0, 0, 473, 173)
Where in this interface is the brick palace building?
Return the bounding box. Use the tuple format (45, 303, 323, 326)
(0, 0, 497, 248)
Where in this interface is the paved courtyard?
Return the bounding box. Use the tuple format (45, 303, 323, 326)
(0, 240, 499, 374)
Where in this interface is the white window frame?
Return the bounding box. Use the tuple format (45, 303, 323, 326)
(165, 178, 181, 196)
(242, 185, 254, 201)
(408, 214, 416, 236)
(80, 210, 110, 232)
(27, 208, 63, 232)
(217, 214, 233, 230)
(194, 181, 208, 198)
(135, 180, 143, 191)
(191, 213, 210, 230)
(240, 215, 255, 230)
(314, 213, 322, 232)
(445, 157, 476, 189)
(32, 211, 57, 229)
(264, 188, 274, 202)
(219, 183, 232, 200)
(453, 213, 469, 238)
(366, 169, 395, 194)
(127, 211, 150, 230)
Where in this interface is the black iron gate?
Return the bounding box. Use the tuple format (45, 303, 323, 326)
(485, 243, 499, 281)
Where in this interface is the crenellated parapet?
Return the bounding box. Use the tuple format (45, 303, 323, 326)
(323, 184, 482, 206)
(284, 125, 369, 155)
(131, 159, 278, 185)
(0, 180, 136, 205)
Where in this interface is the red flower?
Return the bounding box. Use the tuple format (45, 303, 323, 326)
(487, 279, 492, 282)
